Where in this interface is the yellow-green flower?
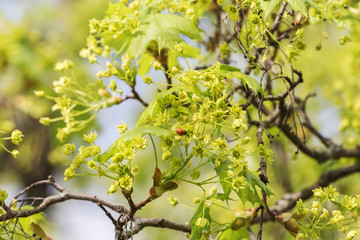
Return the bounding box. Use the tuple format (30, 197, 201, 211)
(232, 176, 246, 191)
(54, 59, 74, 72)
(83, 132, 98, 143)
(195, 217, 209, 228)
(209, 185, 217, 196)
(168, 196, 178, 207)
(319, 208, 329, 220)
(190, 170, 201, 180)
(0, 189, 8, 202)
(62, 143, 76, 155)
(111, 152, 125, 163)
(87, 161, 97, 169)
(143, 75, 152, 84)
(39, 117, 51, 126)
(34, 90, 45, 98)
(11, 150, 20, 158)
(11, 129, 23, 145)
(346, 230, 357, 240)
(330, 210, 345, 224)
(64, 167, 76, 181)
(109, 79, 117, 91)
(107, 181, 119, 195)
(119, 174, 133, 192)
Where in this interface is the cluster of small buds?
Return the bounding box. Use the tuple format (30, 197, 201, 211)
(346, 230, 357, 240)
(11, 129, 24, 145)
(62, 131, 102, 181)
(296, 186, 360, 238)
(195, 217, 209, 228)
(107, 173, 135, 195)
(117, 122, 127, 134)
(97, 61, 120, 79)
(168, 196, 178, 206)
(54, 59, 74, 72)
(330, 210, 345, 225)
(53, 76, 72, 93)
(37, 60, 127, 142)
(0, 129, 24, 158)
(119, 174, 133, 192)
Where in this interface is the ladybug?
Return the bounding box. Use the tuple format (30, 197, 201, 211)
(176, 128, 187, 136)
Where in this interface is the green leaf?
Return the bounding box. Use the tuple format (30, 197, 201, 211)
(189, 200, 211, 240)
(216, 64, 264, 95)
(29, 222, 48, 239)
(236, 185, 262, 205)
(218, 227, 250, 240)
(136, 82, 202, 127)
(136, 86, 181, 127)
(286, 0, 307, 15)
(212, 158, 232, 200)
(96, 125, 173, 163)
(168, 44, 200, 69)
(216, 193, 234, 201)
(138, 53, 154, 76)
(262, 0, 283, 18)
(245, 173, 274, 196)
(266, 29, 281, 45)
(239, 74, 263, 95)
(219, 64, 242, 72)
(305, 0, 322, 12)
(105, 2, 132, 16)
(103, 12, 201, 59)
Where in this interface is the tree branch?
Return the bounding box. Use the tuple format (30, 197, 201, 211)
(121, 217, 190, 239)
(0, 176, 128, 222)
(256, 163, 360, 222)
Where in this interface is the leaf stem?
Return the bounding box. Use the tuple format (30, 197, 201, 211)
(148, 133, 158, 167)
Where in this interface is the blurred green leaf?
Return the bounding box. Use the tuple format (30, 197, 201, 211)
(286, 0, 307, 15)
(103, 9, 201, 59)
(138, 53, 155, 77)
(245, 173, 274, 196)
(218, 227, 250, 240)
(212, 158, 232, 200)
(216, 64, 264, 95)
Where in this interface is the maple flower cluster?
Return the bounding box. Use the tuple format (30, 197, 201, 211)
(295, 186, 360, 238)
(0, 129, 24, 158)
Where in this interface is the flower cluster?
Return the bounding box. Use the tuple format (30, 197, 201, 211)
(62, 124, 147, 195)
(295, 186, 360, 239)
(0, 129, 24, 158)
(37, 59, 123, 141)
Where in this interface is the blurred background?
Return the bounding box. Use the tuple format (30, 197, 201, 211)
(1, 0, 360, 239)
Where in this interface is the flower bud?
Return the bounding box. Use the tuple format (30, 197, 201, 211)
(11, 150, 20, 158)
(0, 189, 8, 202)
(168, 196, 178, 206)
(34, 90, 45, 98)
(195, 218, 209, 228)
(62, 143, 76, 155)
(39, 117, 51, 126)
(11, 129, 23, 145)
(209, 185, 217, 196)
(98, 88, 112, 99)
